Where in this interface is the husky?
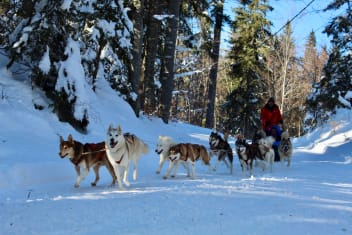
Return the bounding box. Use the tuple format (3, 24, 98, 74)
(163, 143, 211, 179)
(155, 135, 177, 174)
(105, 125, 149, 190)
(235, 134, 261, 175)
(59, 134, 116, 188)
(278, 131, 293, 167)
(209, 132, 234, 174)
(257, 135, 275, 172)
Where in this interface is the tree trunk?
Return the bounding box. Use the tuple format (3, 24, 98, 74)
(143, 0, 163, 114)
(130, 0, 144, 117)
(205, 1, 223, 128)
(159, 0, 181, 123)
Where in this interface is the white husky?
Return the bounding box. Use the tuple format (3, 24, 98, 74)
(155, 135, 177, 174)
(155, 135, 190, 176)
(258, 136, 275, 172)
(105, 125, 149, 189)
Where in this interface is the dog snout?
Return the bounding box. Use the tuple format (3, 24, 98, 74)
(59, 152, 67, 158)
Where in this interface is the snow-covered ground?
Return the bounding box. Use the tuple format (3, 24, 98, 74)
(1, 55, 351, 235)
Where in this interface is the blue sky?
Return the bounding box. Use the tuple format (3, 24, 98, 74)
(222, 0, 344, 55)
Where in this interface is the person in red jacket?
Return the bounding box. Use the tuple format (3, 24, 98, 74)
(260, 97, 283, 136)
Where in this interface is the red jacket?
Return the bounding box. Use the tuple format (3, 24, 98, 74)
(260, 104, 283, 132)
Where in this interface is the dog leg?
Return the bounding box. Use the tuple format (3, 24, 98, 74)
(122, 167, 130, 187)
(270, 150, 275, 172)
(75, 165, 80, 176)
(75, 165, 89, 188)
(213, 159, 221, 172)
(207, 163, 212, 172)
(280, 156, 285, 167)
(111, 163, 124, 190)
(249, 160, 254, 177)
(156, 156, 165, 174)
(74, 165, 81, 188)
(190, 161, 196, 179)
(132, 159, 138, 181)
(163, 161, 175, 179)
(91, 164, 100, 187)
(183, 162, 191, 177)
(222, 158, 230, 169)
(172, 160, 180, 178)
(105, 159, 117, 186)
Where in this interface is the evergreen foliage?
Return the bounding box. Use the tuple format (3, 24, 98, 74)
(223, 0, 272, 137)
(306, 0, 352, 129)
(2, 0, 132, 132)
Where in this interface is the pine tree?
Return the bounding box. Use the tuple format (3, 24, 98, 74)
(223, 0, 272, 137)
(303, 31, 320, 84)
(306, 0, 352, 129)
(159, 0, 182, 123)
(142, 0, 164, 115)
(205, 0, 224, 129)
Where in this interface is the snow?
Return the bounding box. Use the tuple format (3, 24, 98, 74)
(61, 0, 73, 11)
(56, 37, 92, 121)
(39, 46, 51, 74)
(1, 54, 352, 235)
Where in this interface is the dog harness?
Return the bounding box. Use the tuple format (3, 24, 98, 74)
(84, 143, 105, 161)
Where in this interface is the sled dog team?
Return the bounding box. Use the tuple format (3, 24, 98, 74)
(59, 124, 292, 189)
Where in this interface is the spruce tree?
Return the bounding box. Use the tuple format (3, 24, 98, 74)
(223, 0, 272, 137)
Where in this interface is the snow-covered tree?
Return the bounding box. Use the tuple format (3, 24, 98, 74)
(306, 0, 352, 129)
(3, 0, 132, 132)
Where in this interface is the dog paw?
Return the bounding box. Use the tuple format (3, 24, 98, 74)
(163, 176, 168, 180)
(74, 184, 80, 188)
(91, 183, 97, 187)
(156, 171, 160, 174)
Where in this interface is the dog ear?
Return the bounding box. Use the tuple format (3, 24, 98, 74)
(59, 135, 64, 143)
(117, 125, 122, 134)
(68, 134, 73, 143)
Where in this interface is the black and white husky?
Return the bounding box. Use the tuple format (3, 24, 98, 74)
(209, 132, 234, 174)
(105, 125, 149, 190)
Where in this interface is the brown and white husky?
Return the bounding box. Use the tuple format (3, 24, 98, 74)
(163, 143, 211, 179)
(59, 134, 116, 188)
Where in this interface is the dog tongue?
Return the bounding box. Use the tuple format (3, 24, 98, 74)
(110, 141, 117, 148)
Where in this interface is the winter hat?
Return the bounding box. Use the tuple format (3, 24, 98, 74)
(268, 97, 275, 103)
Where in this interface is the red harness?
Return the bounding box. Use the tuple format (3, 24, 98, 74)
(84, 143, 105, 161)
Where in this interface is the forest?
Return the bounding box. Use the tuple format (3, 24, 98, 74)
(0, 0, 351, 138)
